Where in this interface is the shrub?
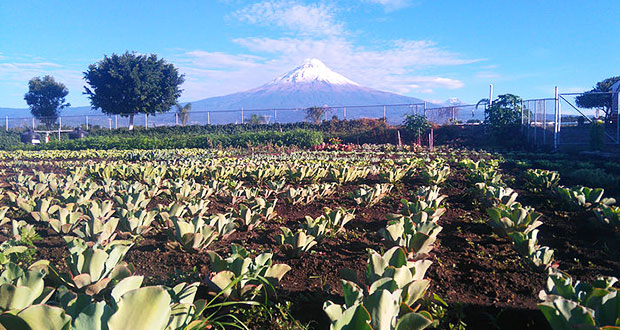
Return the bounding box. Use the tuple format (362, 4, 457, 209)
(404, 114, 432, 137)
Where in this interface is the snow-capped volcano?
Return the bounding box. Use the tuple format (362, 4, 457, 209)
(266, 58, 359, 86)
(187, 59, 431, 124)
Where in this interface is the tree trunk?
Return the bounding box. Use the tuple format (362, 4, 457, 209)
(128, 114, 134, 130)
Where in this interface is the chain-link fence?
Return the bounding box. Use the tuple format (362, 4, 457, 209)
(3, 102, 489, 132)
(521, 91, 620, 150)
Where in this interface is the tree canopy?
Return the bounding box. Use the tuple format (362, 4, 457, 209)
(175, 102, 192, 126)
(305, 106, 328, 124)
(24, 75, 70, 128)
(576, 76, 620, 121)
(83, 52, 184, 129)
(485, 94, 523, 144)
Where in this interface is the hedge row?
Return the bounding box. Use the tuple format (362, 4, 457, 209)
(33, 129, 323, 150)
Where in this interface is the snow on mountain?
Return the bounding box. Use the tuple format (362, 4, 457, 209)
(444, 97, 464, 106)
(266, 58, 359, 86)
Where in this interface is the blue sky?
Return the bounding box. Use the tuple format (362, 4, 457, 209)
(0, 0, 618, 108)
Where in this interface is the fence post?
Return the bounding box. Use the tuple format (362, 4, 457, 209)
(554, 86, 559, 150)
(617, 92, 619, 144)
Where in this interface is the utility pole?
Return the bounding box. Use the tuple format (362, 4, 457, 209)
(489, 84, 494, 106)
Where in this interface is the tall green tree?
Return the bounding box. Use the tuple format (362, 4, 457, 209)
(83, 52, 184, 130)
(248, 114, 267, 125)
(305, 106, 328, 124)
(175, 102, 191, 126)
(24, 75, 70, 128)
(576, 76, 620, 122)
(485, 94, 523, 144)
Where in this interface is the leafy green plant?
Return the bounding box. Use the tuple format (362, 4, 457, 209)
(324, 247, 434, 330)
(486, 203, 542, 237)
(49, 237, 134, 296)
(472, 183, 518, 208)
(276, 227, 318, 258)
(420, 162, 450, 186)
(524, 169, 560, 193)
(538, 269, 620, 329)
(350, 184, 393, 207)
(169, 216, 219, 253)
(206, 244, 291, 300)
(509, 230, 555, 269)
(593, 205, 620, 233)
(554, 186, 616, 210)
(382, 218, 443, 258)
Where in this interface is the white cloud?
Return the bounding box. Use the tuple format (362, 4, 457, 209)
(366, 0, 414, 11)
(233, 1, 344, 37)
(0, 60, 85, 106)
(173, 36, 474, 100)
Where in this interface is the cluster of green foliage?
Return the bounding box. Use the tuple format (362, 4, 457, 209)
(29, 129, 323, 150)
(403, 114, 432, 137)
(24, 75, 70, 128)
(84, 52, 184, 129)
(485, 94, 523, 144)
(576, 76, 620, 122)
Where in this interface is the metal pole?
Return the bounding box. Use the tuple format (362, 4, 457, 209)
(32, 118, 35, 129)
(58, 117, 62, 140)
(115, 115, 118, 129)
(383, 106, 386, 121)
(241, 107, 244, 124)
(617, 92, 619, 144)
(423, 102, 427, 117)
(554, 86, 559, 150)
(5, 116, 7, 131)
(207, 112, 210, 125)
(145, 114, 148, 129)
(274, 109, 277, 123)
(521, 101, 524, 135)
(86, 116, 89, 130)
(175, 113, 179, 126)
(489, 84, 494, 106)
(344, 107, 346, 120)
(543, 100, 547, 145)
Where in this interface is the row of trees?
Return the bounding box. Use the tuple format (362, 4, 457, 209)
(25, 52, 187, 130)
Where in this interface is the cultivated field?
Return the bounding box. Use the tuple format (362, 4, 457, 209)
(0, 147, 618, 329)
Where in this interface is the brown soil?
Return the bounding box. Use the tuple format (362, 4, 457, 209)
(2, 160, 619, 330)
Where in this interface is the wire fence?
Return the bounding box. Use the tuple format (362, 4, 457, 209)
(4, 102, 485, 131)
